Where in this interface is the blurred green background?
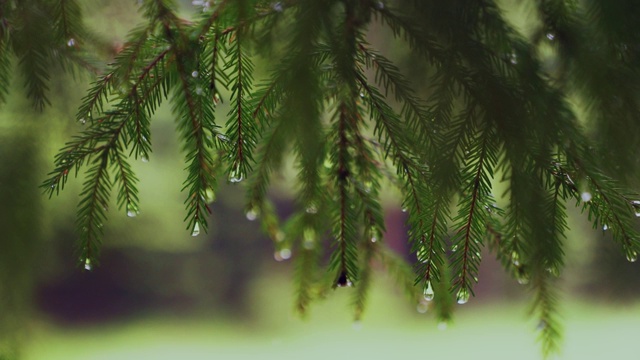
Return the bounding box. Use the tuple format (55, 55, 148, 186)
(1, 1, 639, 359)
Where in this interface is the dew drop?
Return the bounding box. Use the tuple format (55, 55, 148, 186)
(246, 208, 258, 221)
(511, 251, 520, 266)
(195, 86, 203, 95)
(126, 203, 139, 218)
(401, 207, 408, 213)
(546, 33, 555, 41)
(423, 281, 435, 302)
(516, 268, 529, 285)
(632, 200, 640, 217)
(217, 134, 229, 142)
(279, 248, 291, 260)
(352, 320, 363, 331)
(359, 92, 365, 98)
(627, 251, 638, 263)
(67, 38, 76, 47)
(416, 302, 428, 314)
(204, 189, 216, 203)
(581, 192, 592, 202)
(305, 204, 318, 214)
(228, 166, 244, 183)
(274, 251, 283, 261)
(336, 271, 352, 287)
(191, 70, 199, 78)
(84, 258, 92, 271)
(79, 118, 86, 125)
(272, 2, 283, 12)
(141, 156, 149, 163)
(603, 224, 609, 231)
(437, 322, 448, 331)
(456, 288, 470, 305)
(536, 320, 547, 331)
(191, 223, 201, 236)
(370, 236, 377, 243)
(376, 1, 384, 10)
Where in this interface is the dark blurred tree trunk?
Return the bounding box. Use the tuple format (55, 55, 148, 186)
(0, 122, 43, 358)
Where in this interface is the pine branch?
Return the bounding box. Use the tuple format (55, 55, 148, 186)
(224, 30, 256, 182)
(451, 120, 499, 302)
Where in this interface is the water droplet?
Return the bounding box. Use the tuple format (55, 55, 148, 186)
(456, 288, 470, 305)
(79, 118, 86, 125)
(336, 271, 352, 287)
(581, 192, 592, 202)
(546, 33, 555, 41)
(352, 321, 362, 331)
(401, 207, 408, 213)
(509, 51, 518, 64)
(217, 134, 229, 142)
(603, 224, 609, 231)
(195, 86, 203, 95)
(627, 251, 638, 263)
(359, 92, 365, 98)
(279, 248, 291, 260)
(375, 1, 384, 9)
(272, 2, 283, 12)
(416, 302, 428, 314)
(370, 236, 377, 243)
(274, 248, 291, 262)
(511, 251, 520, 266)
(84, 258, 92, 271)
(437, 322, 448, 331)
(632, 200, 640, 217)
(246, 208, 258, 221)
(536, 320, 547, 331)
(67, 38, 76, 47)
(228, 165, 244, 183)
(305, 204, 318, 214)
(126, 203, 139, 218)
(141, 155, 149, 163)
(191, 70, 199, 78)
(423, 281, 435, 302)
(204, 189, 215, 203)
(191, 223, 201, 236)
(516, 267, 529, 285)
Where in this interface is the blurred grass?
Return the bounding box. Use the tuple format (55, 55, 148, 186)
(25, 272, 640, 360)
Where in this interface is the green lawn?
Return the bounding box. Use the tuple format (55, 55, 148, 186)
(25, 275, 640, 360)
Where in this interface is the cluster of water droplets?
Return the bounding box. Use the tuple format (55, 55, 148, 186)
(84, 258, 92, 271)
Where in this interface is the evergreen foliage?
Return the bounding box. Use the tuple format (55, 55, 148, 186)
(2, 0, 640, 357)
